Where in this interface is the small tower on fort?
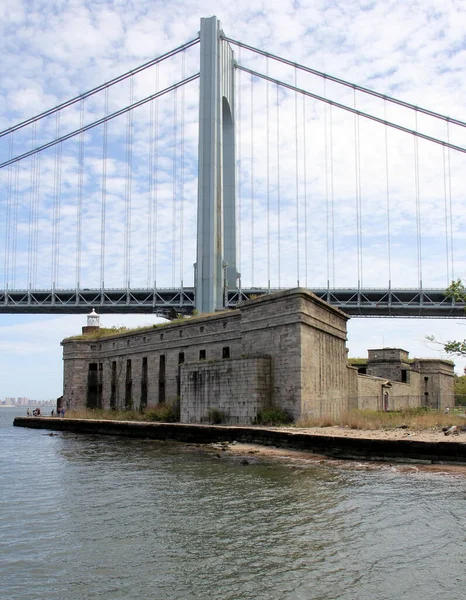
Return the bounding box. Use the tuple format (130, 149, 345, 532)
(82, 308, 100, 335)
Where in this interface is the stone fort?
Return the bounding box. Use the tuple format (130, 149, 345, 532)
(61, 289, 454, 422)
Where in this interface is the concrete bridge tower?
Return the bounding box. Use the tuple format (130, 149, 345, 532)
(195, 16, 238, 314)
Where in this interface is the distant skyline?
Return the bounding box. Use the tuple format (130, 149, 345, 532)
(1, 0, 465, 398)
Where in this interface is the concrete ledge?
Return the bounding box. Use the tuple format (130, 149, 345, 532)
(13, 417, 466, 464)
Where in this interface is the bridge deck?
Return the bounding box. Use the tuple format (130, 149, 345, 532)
(1, 288, 464, 318)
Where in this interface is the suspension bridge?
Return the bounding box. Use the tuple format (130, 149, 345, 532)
(0, 16, 465, 318)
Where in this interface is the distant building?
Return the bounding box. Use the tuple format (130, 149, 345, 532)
(61, 289, 455, 423)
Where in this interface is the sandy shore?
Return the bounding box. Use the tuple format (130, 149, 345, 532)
(207, 428, 466, 476)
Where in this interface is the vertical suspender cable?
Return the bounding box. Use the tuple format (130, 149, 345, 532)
(154, 63, 159, 290)
(12, 160, 20, 288)
(180, 51, 185, 289)
(329, 105, 335, 287)
(32, 141, 41, 288)
(148, 89, 154, 287)
(237, 48, 242, 289)
(250, 72, 254, 286)
(266, 58, 270, 291)
(27, 125, 36, 289)
(302, 95, 308, 288)
(353, 90, 362, 288)
(414, 110, 422, 288)
(4, 133, 13, 289)
(442, 146, 450, 286)
(446, 121, 454, 280)
(52, 111, 62, 289)
(276, 83, 281, 288)
(124, 77, 134, 289)
(384, 100, 392, 287)
(324, 80, 330, 286)
(76, 100, 84, 290)
(172, 88, 177, 288)
(294, 67, 300, 287)
(100, 88, 108, 290)
(329, 104, 335, 286)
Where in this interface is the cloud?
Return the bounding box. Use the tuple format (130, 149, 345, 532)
(0, 0, 466, 397)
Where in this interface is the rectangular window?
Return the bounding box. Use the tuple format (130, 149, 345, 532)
(125, 359, 133, 409)
(87, 363, 101, 409)
(401, 369, 408, 383)
(222, 347, 230, 359)
(110, 361, 117, 409)
(199, 349, 206, 360)
(141, 357, 148, 410)
(158, 355, 166, 403)
(177, 353, 185, 397)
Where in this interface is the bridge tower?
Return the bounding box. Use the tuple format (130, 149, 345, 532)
(195, 16, 238, 314)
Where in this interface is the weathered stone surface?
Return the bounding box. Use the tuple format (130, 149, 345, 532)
(61, 288, 455, 423)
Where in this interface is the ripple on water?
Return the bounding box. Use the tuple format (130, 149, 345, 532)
(1, 411, 465, 600)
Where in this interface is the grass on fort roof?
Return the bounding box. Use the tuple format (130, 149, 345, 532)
(63, 323, 166, 341)
(63, 310, 233, 341)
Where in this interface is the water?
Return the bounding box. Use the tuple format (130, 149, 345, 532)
(1, 407, 465, 600)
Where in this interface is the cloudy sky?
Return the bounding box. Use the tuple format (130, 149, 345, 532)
(0, 0, 465, 399)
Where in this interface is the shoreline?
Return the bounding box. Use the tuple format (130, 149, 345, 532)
(13, 417, 466, 465)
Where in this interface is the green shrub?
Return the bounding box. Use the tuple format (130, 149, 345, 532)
(256, 407, 293, 426)
(144, 404, 179, 422)
(207, 408, 226, 424)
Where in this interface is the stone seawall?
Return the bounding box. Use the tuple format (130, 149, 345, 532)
(14, 417, 466, 464)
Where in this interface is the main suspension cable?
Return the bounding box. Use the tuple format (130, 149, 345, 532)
(0, 74, 200, 170)
(0, 38, 200, 139)
(234, 66, 466, 155)
(224, 36, 466, 129)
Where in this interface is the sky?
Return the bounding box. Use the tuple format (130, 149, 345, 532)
(0, 0, 466, 399)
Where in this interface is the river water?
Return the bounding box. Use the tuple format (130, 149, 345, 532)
(1, 407, 465, 600)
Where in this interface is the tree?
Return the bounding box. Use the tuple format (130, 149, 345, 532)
(426, 280, 466, 357)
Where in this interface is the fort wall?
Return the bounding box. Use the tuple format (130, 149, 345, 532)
(62, 289, 455, 423)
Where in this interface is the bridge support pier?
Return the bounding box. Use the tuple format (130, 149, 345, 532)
(195, 16, 238, 314)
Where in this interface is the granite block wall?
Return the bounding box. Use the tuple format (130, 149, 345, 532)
(180, 356, 271, 424)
